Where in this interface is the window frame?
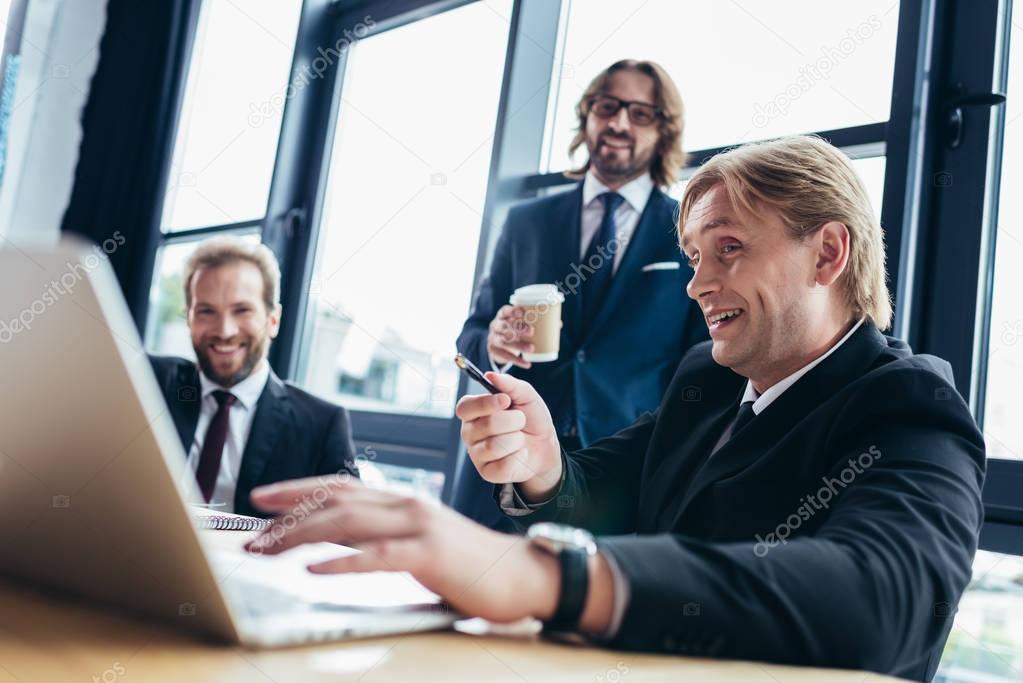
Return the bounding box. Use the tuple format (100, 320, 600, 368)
(268, 0, 511, 500)
(910, 0, 1023, 555)
(139, 0, 514, 496)
(867, 0, 1023, 555)
(144, 0, 330, 358)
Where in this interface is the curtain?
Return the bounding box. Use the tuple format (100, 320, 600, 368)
(61, 0, 200, 334)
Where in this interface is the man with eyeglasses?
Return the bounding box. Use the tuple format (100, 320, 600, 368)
(455, 60, 708, 529)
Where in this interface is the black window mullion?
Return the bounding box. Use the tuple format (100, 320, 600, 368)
(521, 122, 887, 196)
(445, 0, 564, 504)
(262, 0, 349, 381)
(687, 122, 888, 167)
(337, 0, 479, 33)
(266, 0, 476, 384)
(257, 0, 530, 483)
(159, 219, 265, 243)
(907, 0, 1023, 551)
(881, 0, 936, 342)
(915, 0, 1005, 400)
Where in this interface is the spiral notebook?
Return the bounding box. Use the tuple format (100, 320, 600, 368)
(191, 507, 272, 531)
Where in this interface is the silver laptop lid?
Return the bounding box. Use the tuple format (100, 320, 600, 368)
(0, 238, 238, 642)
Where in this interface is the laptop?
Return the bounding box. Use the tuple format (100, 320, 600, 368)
(0, 238, 455, 646)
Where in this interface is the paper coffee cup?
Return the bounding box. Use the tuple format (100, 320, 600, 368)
(509, 284, 564, 362)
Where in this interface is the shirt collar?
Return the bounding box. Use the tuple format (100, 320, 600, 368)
(742, 318, 865, 414)
(199, 360, 270, 411)
(582, 170, 654, 214)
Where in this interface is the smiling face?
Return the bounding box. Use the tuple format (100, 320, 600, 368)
(584, 69, 661, 188)
(187, 261, 280, 387)
(681, 184, 853, 391)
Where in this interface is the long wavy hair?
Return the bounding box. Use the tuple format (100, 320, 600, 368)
(565, 59, 686, 188)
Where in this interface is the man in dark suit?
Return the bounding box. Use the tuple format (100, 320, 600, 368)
(455, 59, 707, 527)
(150, 236, 357, 516)
(245, 137, 984, 682)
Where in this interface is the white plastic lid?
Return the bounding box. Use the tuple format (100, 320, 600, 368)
(510, 284, 565, 306)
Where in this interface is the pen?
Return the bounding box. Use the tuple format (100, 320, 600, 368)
(454, 353, 500, 394)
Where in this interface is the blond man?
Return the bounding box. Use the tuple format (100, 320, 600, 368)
(247, 137, 984, 681)
(149, 236, 357, 515)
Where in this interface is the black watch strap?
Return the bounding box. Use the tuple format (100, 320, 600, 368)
(543, 546, 589, 633)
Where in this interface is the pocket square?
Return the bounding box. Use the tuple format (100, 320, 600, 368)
(641, 261, 681, 272)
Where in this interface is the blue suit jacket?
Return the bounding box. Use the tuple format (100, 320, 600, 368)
(455, 182, 707, 526)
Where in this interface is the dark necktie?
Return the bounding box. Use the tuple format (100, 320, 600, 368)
(196, 390, 236, 503)
(709, 400, 758, 457)
(581, 192, 625, 336)
(731, 400, 756, 436)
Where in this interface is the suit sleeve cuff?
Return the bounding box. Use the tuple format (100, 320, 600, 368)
(497, 453, 567, 517)
(488, 351, 512, 374)
(594, 547, 631, 641)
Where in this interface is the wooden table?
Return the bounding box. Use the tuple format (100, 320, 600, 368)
(0, 531, 905, 683)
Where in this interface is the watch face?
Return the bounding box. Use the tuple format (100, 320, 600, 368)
(527, 522, 596, 555)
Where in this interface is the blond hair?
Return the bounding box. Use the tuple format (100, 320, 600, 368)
(679, 135, 892, 329)
(565, 59, 686, 188)
(183, 236, 281, 312)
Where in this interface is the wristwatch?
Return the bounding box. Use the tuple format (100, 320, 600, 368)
(527, 522, 597, 633)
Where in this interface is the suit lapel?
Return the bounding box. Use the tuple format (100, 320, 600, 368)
(645, 389, 743, 531)
(555, 184, 585, 346)
(582, 188, 675, 342)
(171, 363, 201, 457)
(234, 372, 290, 511)
(669, 324, 886, 528)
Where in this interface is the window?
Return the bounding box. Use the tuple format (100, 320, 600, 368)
(936, 550, 1023, 682)
(337, 357, 398, 402)
(161, 0, 302, 231)
(145, 0, 303, 359)
(527, 0, 892, 235)
(541, 0, 900, 172)
(983, 16, 1023, 462)
(297, 0, 513, 418)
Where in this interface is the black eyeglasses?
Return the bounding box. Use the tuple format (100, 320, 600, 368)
(588, 95, 662, 126)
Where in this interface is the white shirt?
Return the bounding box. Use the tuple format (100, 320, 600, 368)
(182, 361, 270, 512)
(742, 318, 865, 414)
(712, 319, 865, 451)
(580, 171, 654, 273)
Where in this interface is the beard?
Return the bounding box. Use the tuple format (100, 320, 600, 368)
(194, 333, 268, 388)
(587, 132, 655, 183)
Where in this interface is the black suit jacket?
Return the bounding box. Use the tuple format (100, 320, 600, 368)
(149, 355, 358, 517)
(513, 324, 985, 681)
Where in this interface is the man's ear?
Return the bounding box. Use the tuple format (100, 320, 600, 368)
(267, 303, 282, 339)
(815, 221, 850, 288)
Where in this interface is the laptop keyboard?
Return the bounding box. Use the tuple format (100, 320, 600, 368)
(207, 551, 456, 647)
(226, 578, 312, 617)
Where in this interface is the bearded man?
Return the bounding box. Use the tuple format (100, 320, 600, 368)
(149, 236, 358, 515)
(455, 60, 708, 528)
